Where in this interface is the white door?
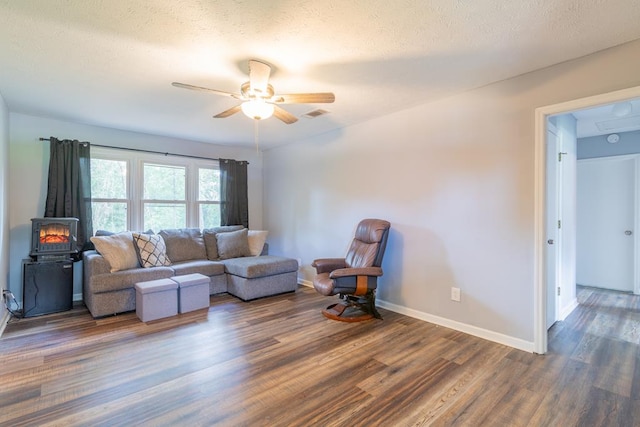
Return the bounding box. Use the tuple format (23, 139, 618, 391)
(576, 156, 635, 292)
(546, 129, 559, 329)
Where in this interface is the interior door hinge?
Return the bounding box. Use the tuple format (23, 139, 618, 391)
(557, 287, 561, 296)
(558, 220, 561, 229)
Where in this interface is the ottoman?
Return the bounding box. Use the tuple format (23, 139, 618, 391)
(172, 273, 211, 313)
(222, 256, 299, 301)
(135, 278, 178, 322)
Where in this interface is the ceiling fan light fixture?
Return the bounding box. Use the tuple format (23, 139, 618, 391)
(241, 99, 274, 120)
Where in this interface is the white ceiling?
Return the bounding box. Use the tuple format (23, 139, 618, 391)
(1, 1, 640, 150)
(573, 99, 640, 138)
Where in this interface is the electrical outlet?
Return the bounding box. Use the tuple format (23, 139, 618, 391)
(451, 287, 461, 302)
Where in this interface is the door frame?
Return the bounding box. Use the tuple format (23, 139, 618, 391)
(534, 84, 640, 354)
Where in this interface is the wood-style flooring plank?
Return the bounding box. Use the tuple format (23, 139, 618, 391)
(2, 285, 640, 426)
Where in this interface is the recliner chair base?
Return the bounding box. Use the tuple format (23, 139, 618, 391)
(321, 293, 382, 322)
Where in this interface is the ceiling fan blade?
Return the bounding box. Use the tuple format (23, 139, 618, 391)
(213, 104, 243, 118)
(172, 82, 242, 100)
(273, 105, 298, 124)
(248, 60, 271, 96)
(273, 92, 335, 104)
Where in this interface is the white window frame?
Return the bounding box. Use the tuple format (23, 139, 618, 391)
(91, 146, 220, 232)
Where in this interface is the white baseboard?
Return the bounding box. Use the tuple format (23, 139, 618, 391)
(299, 278, 313, 288)
(73, 293, 83, 302)
(559, 298, 579, 321)
(298, 277, 534, 352)
(376, 299, 535, 353)
(0, 309, 10, 338)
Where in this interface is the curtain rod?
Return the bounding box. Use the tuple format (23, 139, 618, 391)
(38, 137, 249, 164)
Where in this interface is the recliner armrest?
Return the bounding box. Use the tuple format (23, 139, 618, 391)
(329, 267, 383, 279)
(312, 258, 347, 274)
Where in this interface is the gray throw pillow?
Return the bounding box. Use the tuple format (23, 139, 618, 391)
(202, 225, 244, 260)
(212, 225, 244, 233)
(216, 228, 251, 260)
(158, 228, 206, 262)
(203, 230, 219, 260)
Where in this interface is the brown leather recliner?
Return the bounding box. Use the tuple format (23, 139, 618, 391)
(312, 219, 391, 322)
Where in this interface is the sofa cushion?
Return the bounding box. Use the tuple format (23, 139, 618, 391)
(90, 266, 175, 293)
(90, 232, 140, 273)
(170, 260, 225, 277)
(222, 255, 298, 279)
(247, 230, 269, 256)
(132, 233, 171, 268)
(159, 228, 207, 262)
(216, 228, 251, 260)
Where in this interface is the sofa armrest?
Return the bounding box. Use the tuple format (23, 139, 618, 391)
(329, 267, 383, 279)
(311, 258, 347, 274)
(83, 250, 111, 276)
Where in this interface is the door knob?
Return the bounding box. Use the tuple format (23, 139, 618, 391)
(625, 230, 633, 236)
(547, 239, 554, 244)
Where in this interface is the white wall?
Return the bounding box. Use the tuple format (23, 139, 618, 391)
(0, 91, 9, 330)
(263, 38, 640, 349)
(578, 130, 640, 159)
(8, 113, 264, 300)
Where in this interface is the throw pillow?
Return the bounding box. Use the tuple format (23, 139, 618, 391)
(216, 228, 251, 260)
(132, 233, 171, 268)
(211, 225, 244, 233)
(247, 230, 269, 256)
(158, 228, 207, 262)
(90, 232, 140, 273)
(202, 225, 244, 260)
(203, 230, 219, 260)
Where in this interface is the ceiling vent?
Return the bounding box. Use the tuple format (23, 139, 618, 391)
(595, 115, 640, 132)
(302, 109, 330, 119)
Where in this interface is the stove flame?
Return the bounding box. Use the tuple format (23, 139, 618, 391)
(39, 224, 71, 244)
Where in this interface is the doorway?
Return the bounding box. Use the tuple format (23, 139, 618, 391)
(534, 85, 640, 354)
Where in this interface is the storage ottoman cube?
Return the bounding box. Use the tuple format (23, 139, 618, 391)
(223, 256, 299, 301)
(172, 273, 211, 313)
(135, 278, 178, 322)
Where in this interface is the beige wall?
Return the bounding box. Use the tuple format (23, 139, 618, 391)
(0, 91, 8, 328)
(263, 39, 640, 349)
(8, 114, 264, 300)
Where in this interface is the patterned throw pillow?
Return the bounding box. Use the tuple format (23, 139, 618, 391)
(132, 233, 171, 268)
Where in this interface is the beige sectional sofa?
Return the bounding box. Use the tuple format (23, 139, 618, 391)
(83, 226, 298, 318)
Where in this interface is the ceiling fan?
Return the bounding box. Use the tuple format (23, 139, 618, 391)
(172, 60, 335, 124)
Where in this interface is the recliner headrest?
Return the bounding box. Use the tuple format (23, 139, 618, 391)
(355, 219, 391, 244)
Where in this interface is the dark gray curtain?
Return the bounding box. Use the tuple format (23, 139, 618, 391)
(44, 137, 93, 252)
(219, 159, 248, 227)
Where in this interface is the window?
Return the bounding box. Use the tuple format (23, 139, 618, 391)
(198, 167, 221, 229)
(90, 158, 128, 232)
(142, 163, 186, 231)
(90, 147, 220, 232)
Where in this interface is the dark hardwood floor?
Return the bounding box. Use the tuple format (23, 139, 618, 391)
(1, 285, 638, 426)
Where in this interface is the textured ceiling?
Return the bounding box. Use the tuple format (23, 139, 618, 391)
(1, 1, 640, 149)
